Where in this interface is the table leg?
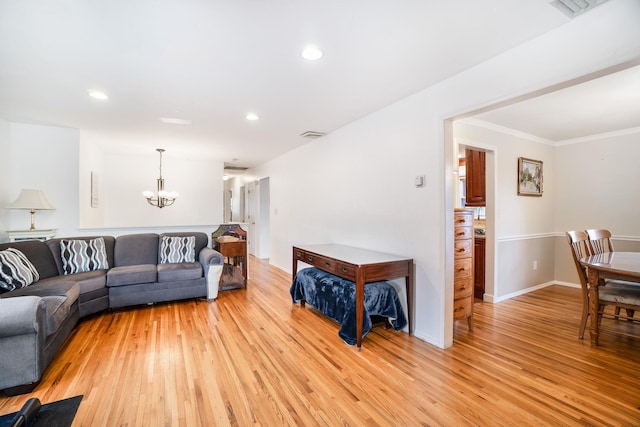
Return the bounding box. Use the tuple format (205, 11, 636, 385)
(405, 260, 414, 336)
(355, 271, 364, 351)
(587, 267, 600, 345)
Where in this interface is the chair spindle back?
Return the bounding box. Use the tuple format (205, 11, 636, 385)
(586, 229, 614, 255)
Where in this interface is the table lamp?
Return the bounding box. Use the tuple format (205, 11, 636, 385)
(7, 189, 55, 230)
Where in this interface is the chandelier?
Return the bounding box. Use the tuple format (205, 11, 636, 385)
(143, 148, 179, 208)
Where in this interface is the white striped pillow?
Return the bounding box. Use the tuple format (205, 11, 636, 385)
(159, 236, 196, 264)
(60, 237, 109, 275)
(0, 248, 40, 293)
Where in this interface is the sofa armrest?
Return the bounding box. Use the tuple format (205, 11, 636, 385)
(0, 296, 45, 337)
(199, 247, 224, 300)
(199, 247, 224, 267)
(0, 296, 47, 391)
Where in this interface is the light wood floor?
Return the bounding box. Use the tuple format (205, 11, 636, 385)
(1, 257, 640, 426)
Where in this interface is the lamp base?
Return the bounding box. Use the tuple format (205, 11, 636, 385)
(29, 209, 36, 230)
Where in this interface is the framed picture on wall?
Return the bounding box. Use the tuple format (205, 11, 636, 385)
(91, 171, 99, 207)
(517, 157, 543, 196)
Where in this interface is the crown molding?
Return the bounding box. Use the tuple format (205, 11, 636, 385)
(457, 118, 555, 145)
(555, 126, 640, 146)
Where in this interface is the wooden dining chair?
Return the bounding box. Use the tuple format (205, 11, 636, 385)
(566, 231, 594, 338)
(586, 228, 639, 320)
(566, 231, 640, 339)
(585, 229, 615, 254)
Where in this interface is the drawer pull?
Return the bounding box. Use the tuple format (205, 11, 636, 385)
(342, 267, 349, 273)
(307, 256, 313, 262)
(325, 261, 331, 267)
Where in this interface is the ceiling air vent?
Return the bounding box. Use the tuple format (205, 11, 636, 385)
(224, 165, 248, 171)
(549, 0, 609, 18)
(300, 131, 326, 139)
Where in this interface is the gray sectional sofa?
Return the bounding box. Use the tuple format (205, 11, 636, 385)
(0, 231, 223, 396)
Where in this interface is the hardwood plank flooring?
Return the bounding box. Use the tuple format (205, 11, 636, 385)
(1, 257, 640, 426)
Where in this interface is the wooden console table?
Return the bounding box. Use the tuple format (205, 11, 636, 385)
(292, 244, 414, 350)
(214, 238, 247, 288)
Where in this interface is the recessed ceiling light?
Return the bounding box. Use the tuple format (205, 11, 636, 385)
(246, 112, 259, 121)
(88, 90, 108, 100)
(301, 45, 323, 61)
(160, 117, 192, 125)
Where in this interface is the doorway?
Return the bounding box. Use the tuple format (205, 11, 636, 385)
(454, 138, 497, 304)
(245, 177, 271, 259)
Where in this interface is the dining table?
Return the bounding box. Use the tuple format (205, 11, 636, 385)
(580, 252, 640, 345)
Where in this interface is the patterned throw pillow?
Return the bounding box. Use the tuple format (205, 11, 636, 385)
(60, 237, 110, 275)
(0, 248, 40, 293)
(159, 236, 196, 264)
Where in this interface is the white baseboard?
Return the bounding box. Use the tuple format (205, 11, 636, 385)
(554, 280, 581, 289)
(491, 280, 558, 303)
(484, 280, 581, 303)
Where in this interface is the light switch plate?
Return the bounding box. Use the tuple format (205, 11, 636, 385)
(415, 175, 425, 187)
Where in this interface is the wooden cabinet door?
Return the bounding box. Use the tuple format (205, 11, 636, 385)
(474, 238, 485, 299)
(465, 149, 486, 206)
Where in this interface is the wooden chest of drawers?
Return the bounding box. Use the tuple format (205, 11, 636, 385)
(454, 208, 474, 330)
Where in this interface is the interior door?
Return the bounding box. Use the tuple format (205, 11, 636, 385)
(246, 181, 258, 256)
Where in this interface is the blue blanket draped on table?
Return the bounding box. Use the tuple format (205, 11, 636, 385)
(290, 267, 407, 345)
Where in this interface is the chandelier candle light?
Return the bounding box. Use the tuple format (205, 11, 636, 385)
(143, 148, 179, 208)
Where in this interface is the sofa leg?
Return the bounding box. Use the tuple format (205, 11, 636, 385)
(3, 381, 40, 396)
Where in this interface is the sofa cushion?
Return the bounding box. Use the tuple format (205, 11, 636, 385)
(1, 279, 79, 300)
(60, 237, 110, 274)
(0, 240, 59, 280)
(107, 264, 157, 287)
(39, 270, 107, 295)
(114, 234, 159, 267)
(0, 248, 40, 294)
(159, 236, 196, 264)
(157, 262, 202, 282)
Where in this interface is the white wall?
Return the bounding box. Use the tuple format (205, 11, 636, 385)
(99, 151, 223, 228)
(555, 131, 640, 235)
(7, 123, 79, 237)
(1, 123, 225, 242)
(257, 177, 270, 259)
(77, 132, 225, 231)
(554, 129, 640, 285)
(0, 118, 10, 240)
(250, 0, 640, 349)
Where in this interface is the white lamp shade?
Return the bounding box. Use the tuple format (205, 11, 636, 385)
(7, 189, 55, 210)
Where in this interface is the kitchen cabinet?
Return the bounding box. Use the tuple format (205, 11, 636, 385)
(465, 149, 486, 206)
(474, 237, 485, 300)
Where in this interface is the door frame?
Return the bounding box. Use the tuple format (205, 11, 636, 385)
(455, 137, 498, 303)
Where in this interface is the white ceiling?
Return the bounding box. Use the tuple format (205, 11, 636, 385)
(1, 1, 623, 167)
(470, 63, 640, 142)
